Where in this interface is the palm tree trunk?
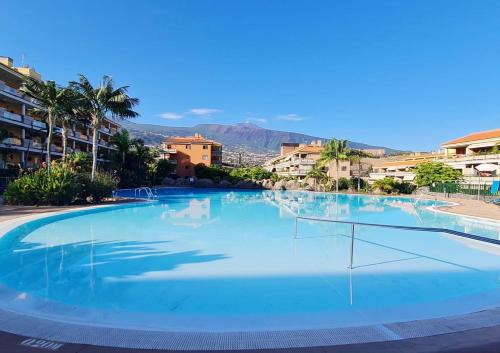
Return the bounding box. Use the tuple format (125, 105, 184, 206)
(335, 159, 339, 192)
(357, 160, 361, 191)
(61, 124, 67, 161)
(46, 111, 53, 173)
(91, 122, 99, 181)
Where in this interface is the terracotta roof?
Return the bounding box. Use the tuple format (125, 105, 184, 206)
(442, 129, 500, 146)
(163, 135, 221, 146)
(290, 145, 323, 154)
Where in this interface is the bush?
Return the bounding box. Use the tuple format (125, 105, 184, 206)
(3, 165, 117, 206)
(372, 177, 396, 193)
(349, 177, 367, 191)
(414, 162, 462, 187)
(394, 181, 416, 194)
(372, 177, 416, 194)
(337, 177, 350, 190)
(194, 164, 228, 180)
(4, 165, 79, 205)
(229, 167, 272, 181)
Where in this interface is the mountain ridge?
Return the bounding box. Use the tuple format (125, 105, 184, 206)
(121, 120, 403, 155)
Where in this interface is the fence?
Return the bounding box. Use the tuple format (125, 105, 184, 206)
(429, 182, 499, 199)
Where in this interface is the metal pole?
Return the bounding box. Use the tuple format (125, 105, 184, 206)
(294, 217, 298, 239)
(349, 223, 355, 269)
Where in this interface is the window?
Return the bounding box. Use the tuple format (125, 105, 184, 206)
(185, 165, 189, 170)
(185, 145, 190, 149)
(203, 145, 208, 149)
(341, 166, 347, 171)
(202, 155, 208, 160)
(167, 145, 171, 149)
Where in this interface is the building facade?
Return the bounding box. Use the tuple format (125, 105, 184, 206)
(0, 56, 120, 171)
(161, 133, 222, 177)
(265, 141, 372, 180)
(369, 128, 500, 184)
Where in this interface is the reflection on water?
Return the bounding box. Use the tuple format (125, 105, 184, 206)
(0, 189, 499, 330)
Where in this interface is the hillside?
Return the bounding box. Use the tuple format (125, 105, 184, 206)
(121, 121, 402, 155)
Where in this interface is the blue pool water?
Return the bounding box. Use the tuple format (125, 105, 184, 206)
(0, 188, 499, 331)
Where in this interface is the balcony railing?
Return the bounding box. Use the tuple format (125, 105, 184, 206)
(440, 154, 500, 163)
(291, 158, 316, 165)
(1, 137, 23, 146)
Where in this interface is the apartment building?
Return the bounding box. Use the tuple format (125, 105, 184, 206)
(0, 56, 120, 171)
(161, 133, 222, 177)
(265, 142, 323, 179)
(369, 128, 500, 184)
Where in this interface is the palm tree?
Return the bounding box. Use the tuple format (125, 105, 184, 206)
(20, 78, 67, 172)
(347, 149, 372, 192)
(306, 166, 328, 189)
(319, 139, 349, 192)
(59, 89, 83, 161)
(70, 75, 139, 180)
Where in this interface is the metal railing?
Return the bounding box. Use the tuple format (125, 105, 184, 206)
(134, 187, 156, 199)
(294, 216, 500, 270)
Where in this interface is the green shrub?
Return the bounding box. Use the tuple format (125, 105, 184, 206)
(349, 177, 367, 191)
(3, 165, 117, 206)
(337, 177, 350, 190)
(372, 177, 396, 193)
(4, 165, 79, 205)
(414, 162, 462, 186)
(229, 167, 272, 181)
(394, 181, 416, 194)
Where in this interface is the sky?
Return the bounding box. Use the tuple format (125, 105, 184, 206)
(2, 0, 500, 151)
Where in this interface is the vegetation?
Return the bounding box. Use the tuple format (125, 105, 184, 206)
(372, 177, 415, 194)
(69, 75, 139, 181)
(20, 78, 70, 172)
(348, 149, 372, 191)
(194, 164, 272, 183)
(318, 139, 349, 192)
(3, 161, 117, 206)
(109, 130, 172, 187)
(414, 161, 462, 187)
(337, 177, 350, 190)
(229, 166, 272, 181)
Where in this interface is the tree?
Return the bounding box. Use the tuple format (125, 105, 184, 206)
(414, 161, 462, 187)
(347, 149, 372, 191)
(110, 130, 132, 178)
(319, 138, 349, 192)
(59, 89, 83, 160)
(306, 166, 328, 186)
(70, 75, 139, 181)
(20, 78, 68, 173)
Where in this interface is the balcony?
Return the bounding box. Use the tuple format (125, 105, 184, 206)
(23, 139, 43, 150)
(291, 158, 316, 165)
(50, 144, 63, 153)
(1, 137, 23, 146)
(0, 109, 23, 123)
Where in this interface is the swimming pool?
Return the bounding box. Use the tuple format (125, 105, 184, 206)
(0, 189, 499, 334)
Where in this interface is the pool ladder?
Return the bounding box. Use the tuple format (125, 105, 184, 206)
(134, 187, 157, 199)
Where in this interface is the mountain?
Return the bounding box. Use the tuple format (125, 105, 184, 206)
(121, 120, 403, 154)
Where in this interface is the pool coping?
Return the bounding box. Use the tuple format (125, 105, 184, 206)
(0, 195, 499, 350)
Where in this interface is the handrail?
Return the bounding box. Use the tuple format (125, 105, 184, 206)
(134, 187, 156, 199)
(295, 216, 500, 248)
(295, 216, 500, 271)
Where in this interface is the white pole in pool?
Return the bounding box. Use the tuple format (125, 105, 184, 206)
(349, 223, 355, 269)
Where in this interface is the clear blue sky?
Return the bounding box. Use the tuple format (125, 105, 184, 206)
(2, 0, 500, 151)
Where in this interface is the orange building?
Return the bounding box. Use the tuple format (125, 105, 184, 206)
(161, 133, 222, 177)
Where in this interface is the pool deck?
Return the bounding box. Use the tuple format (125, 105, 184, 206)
(1, 324, 500, 353)
(0, 194, 499, 352)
